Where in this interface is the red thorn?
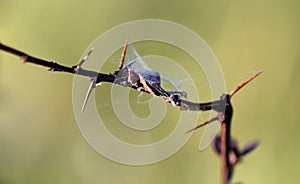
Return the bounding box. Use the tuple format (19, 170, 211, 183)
(229, 71, 263, 97)
(118, 38, 128, 70)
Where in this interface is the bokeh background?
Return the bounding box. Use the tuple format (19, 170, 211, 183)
(1, 0, 299, 183)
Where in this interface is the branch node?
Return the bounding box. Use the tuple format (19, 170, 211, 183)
(169, 94, 181, 107)
(20, 55, 28, 62)
(47, 61, 57, 71)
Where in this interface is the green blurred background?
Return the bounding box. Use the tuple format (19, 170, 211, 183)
(1, 0, 299, 183)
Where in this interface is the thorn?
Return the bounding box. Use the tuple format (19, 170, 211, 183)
(82, 77, 97, 112)
(78, 48, 94, 67)
(73, 48, 94, 73)
(185, 116, 219, 134)
(229, 70, 263, 97)
(118, 38, 128, 70)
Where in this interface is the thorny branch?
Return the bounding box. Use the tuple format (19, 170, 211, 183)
(0, 42, 115, 83)
(0, 42, 224, 112)
(186, 72, 262, 184)
(0, 41, 262, 184)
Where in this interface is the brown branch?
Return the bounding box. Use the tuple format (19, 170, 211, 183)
(0, 42, 262, 184)
(0, 42, 222, 112)
(219, 94, 233, 184)
(221, 123, 228, 184)
(185, 71, 262, 183)
(0, 42, 115, 83)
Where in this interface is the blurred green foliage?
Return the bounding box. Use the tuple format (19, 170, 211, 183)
(1, 0, 300, 183)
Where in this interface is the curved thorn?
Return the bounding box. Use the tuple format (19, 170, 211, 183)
(229, 70, 263, 97)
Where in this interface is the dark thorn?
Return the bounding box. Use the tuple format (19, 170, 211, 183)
(239, 140, 259, 156)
